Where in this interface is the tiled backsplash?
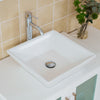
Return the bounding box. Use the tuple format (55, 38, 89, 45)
(0, 0, 100, 60)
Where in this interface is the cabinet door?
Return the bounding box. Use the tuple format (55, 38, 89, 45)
(56, 97, 61, 100)
(94, 72, 100, 100)
(76, 75, 97, 100)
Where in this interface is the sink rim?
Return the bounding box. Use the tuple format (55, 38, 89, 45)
(7, 30, 96, 87)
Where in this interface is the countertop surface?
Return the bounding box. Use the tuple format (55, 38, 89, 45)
(0, 26, 100, 100)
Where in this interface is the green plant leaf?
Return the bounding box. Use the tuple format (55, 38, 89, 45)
(80, 13, 86, 17)
(86, 14, 89, 18)
(76, 7, 82, 13)
(74, 0, 100, 25)
(81, 5, 86, 8)
(78, 17, 85, 24)
(91, 13, 98, 19)
(76, 14, 80, 19)
(74, 0, 80, 7)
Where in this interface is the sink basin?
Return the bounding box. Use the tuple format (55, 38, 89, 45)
(7, 30, 96, 87)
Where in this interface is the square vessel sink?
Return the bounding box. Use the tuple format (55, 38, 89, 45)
(7, 31, 96, 87)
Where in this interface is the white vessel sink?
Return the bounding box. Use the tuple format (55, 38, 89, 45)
(7, 30, 96, 87)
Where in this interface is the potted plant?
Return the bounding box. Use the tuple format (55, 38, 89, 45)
(74, 0, 100, 39)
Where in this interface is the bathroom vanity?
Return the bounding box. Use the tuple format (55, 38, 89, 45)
(0, 26, 100, 100)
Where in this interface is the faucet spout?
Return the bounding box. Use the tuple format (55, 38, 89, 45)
(30, 22, 44, 36)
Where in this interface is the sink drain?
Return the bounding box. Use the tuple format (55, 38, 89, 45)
(45, 61, 56, 68)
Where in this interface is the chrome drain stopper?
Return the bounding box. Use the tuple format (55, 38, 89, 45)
(45, 61, 56, 68)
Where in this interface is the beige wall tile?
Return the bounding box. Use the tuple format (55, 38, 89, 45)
(21, 31, 38, 43)
(41, 23, 52, 33)
(1, 18, 20, 41)
(20, 23, 52, 42)
(0, 44, 2, 59)
(69, 0, 75, 14)
(0, 33, 1, 44)
(0, 0, 18, 22)
(3, 37, 20, 57)
(91, 15, 100, 30)
(38, 0, 53, 8)
(21, 33, 27, 43)
(21, 30, 40, 43)
(32, 30, 40, 38)
(55, 0, 60, 2)
(96, 0, 100, 2)
(54, 17, 67, 32)
(54, 0, 68, 20)
(20, 0, 36, 13)
(67, 13, 80, 32)
(37, 5, 53, 26)
(32, 23, 52, 37)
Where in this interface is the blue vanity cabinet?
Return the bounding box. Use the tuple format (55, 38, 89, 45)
(76, 75, 97, 100)
(56, 97, 62, 100)
(55, 75, 97, 100)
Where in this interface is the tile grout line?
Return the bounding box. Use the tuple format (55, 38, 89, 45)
(0, 10, 76, 25)
(0, 5, 53, 25)
(52, 0, 55, 30)
(69, 11, 77, 16)
(0, 0, 64, 24)
(10, 16, 67, 39)
(0, 16, 19, 24)
(37, 3, 53, 11)
(21, 11, 75, 29)
(36, 0, 39, 25)
(0, 23, 4, 58)
(3, 14, 75, 44)
(28, 15, 69, 31)
(0, 0, 77, 45)
(40, 22, 53, 28)
(54, 15, 68, 22)
(2, 36, 20, 44)
(54, 0, 65, 4)
(66, 0, 70, 32)
(0, 11, 77, 44)
(0, 0, 76, 25)
(18, 0, 22, 42)
(36, 0, 64, 10)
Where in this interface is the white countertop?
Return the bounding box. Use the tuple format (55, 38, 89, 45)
(0, 26, 100, 100)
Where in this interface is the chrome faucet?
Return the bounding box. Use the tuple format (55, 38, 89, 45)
(25, 12, 44, 40)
